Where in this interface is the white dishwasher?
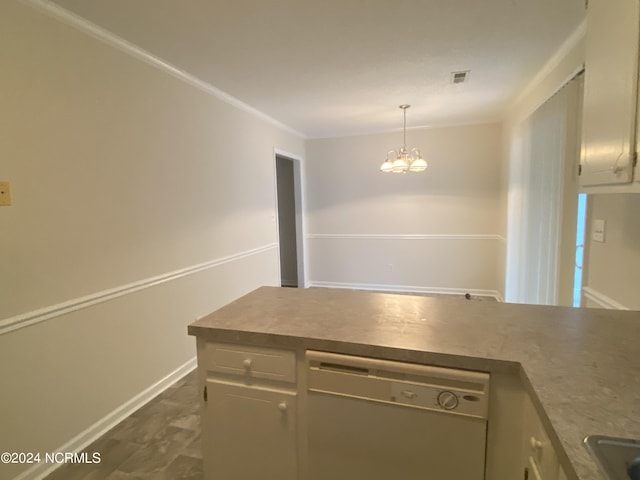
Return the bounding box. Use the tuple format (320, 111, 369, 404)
(306, 351, 490, 480)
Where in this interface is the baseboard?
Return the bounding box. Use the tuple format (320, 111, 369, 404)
(581, 286, 629, 310)
(14, 357, 197, 480)
(308, 281, 502, 301)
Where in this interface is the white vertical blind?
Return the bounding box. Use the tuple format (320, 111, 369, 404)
(506, 75, 583, 305)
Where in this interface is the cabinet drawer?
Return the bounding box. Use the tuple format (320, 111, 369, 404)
(204, 342, 296, 383)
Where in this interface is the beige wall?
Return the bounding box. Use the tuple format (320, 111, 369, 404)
(0, 2, 303, 478)
(305, 123, 503, 296)
(583, 194, 640, 309)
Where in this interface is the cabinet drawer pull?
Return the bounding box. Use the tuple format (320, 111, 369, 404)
(278, 401, 288, 412)
(243, 358, 252, 369)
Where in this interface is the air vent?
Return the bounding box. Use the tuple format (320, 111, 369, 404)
(451, 71, 470, 84)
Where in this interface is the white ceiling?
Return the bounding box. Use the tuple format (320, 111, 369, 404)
(50, 0, 585, 138)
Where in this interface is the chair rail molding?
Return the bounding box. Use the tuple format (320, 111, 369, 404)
(0, 243, 278, 335)
(306, 233, 505, 241)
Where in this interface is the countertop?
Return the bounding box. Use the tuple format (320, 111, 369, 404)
(188, 286, 640, 480)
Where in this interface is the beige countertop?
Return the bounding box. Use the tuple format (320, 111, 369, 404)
(188, 286, 640, 480)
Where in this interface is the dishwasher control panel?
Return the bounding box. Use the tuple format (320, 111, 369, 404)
(307, 350, 490, 419)
(388, 379, 485, 417)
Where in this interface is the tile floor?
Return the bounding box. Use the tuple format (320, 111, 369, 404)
(44, 370, 202, 480)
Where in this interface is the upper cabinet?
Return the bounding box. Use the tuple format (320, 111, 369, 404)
(580, 0, 640, 191)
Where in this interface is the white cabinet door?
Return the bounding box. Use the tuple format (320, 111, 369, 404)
(521, 397, 559, 480)
(203, 379, 297, 480)
(558, 467, 568, 480)
(580, 0, 639, 187)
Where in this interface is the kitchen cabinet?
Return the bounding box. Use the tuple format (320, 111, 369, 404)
(580, 0, 640, 191)
(194, 339, 578, 480)
(198, 341, 299, 480)
(204, 380, 298, 479)
(558, 467, 568, 480)
(521, 395, 561, 480)
(189, 286, 640, 480)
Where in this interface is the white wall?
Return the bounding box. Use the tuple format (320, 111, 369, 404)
(305, 123, 503, 297)
(0, 2, 304, 478)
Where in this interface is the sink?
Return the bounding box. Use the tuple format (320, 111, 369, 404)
(584, 436, 640, 480)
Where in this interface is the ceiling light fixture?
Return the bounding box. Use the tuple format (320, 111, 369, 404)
(380, 104, 427, 173)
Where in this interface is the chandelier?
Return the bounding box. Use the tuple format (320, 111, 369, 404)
(379, 104, 427, 173)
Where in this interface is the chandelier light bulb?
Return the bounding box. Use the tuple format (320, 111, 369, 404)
(380, 159, 394, 172)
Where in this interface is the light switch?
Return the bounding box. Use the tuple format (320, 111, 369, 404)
(0, 181, 11, 206)
(592, 219, 605, 243)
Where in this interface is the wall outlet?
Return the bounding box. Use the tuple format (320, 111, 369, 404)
(592, 219, 605, 243)
(0, 181, 11, 206)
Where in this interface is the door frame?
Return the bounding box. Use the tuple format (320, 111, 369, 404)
(273, 148, 307, 288)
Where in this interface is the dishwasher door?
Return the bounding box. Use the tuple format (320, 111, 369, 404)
(306, 351, 490, 480)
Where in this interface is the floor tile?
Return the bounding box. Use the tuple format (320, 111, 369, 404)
(161, 455, 203, 480)
(44, 370, 202, 480)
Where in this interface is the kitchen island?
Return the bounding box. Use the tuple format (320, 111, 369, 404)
(188, 286, 640, 480)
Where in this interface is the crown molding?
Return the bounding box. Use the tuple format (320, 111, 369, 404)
(21, 0, 307, 139)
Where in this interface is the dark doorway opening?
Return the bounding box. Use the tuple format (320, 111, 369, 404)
(275, 155, 299, 287)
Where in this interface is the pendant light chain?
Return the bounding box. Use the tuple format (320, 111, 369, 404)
(403, 107, 407, 150)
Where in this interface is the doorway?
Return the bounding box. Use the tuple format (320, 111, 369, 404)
(505, 72, 583, 306)
(573, 193, 587, 307)
(275, 154, 304, 287)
